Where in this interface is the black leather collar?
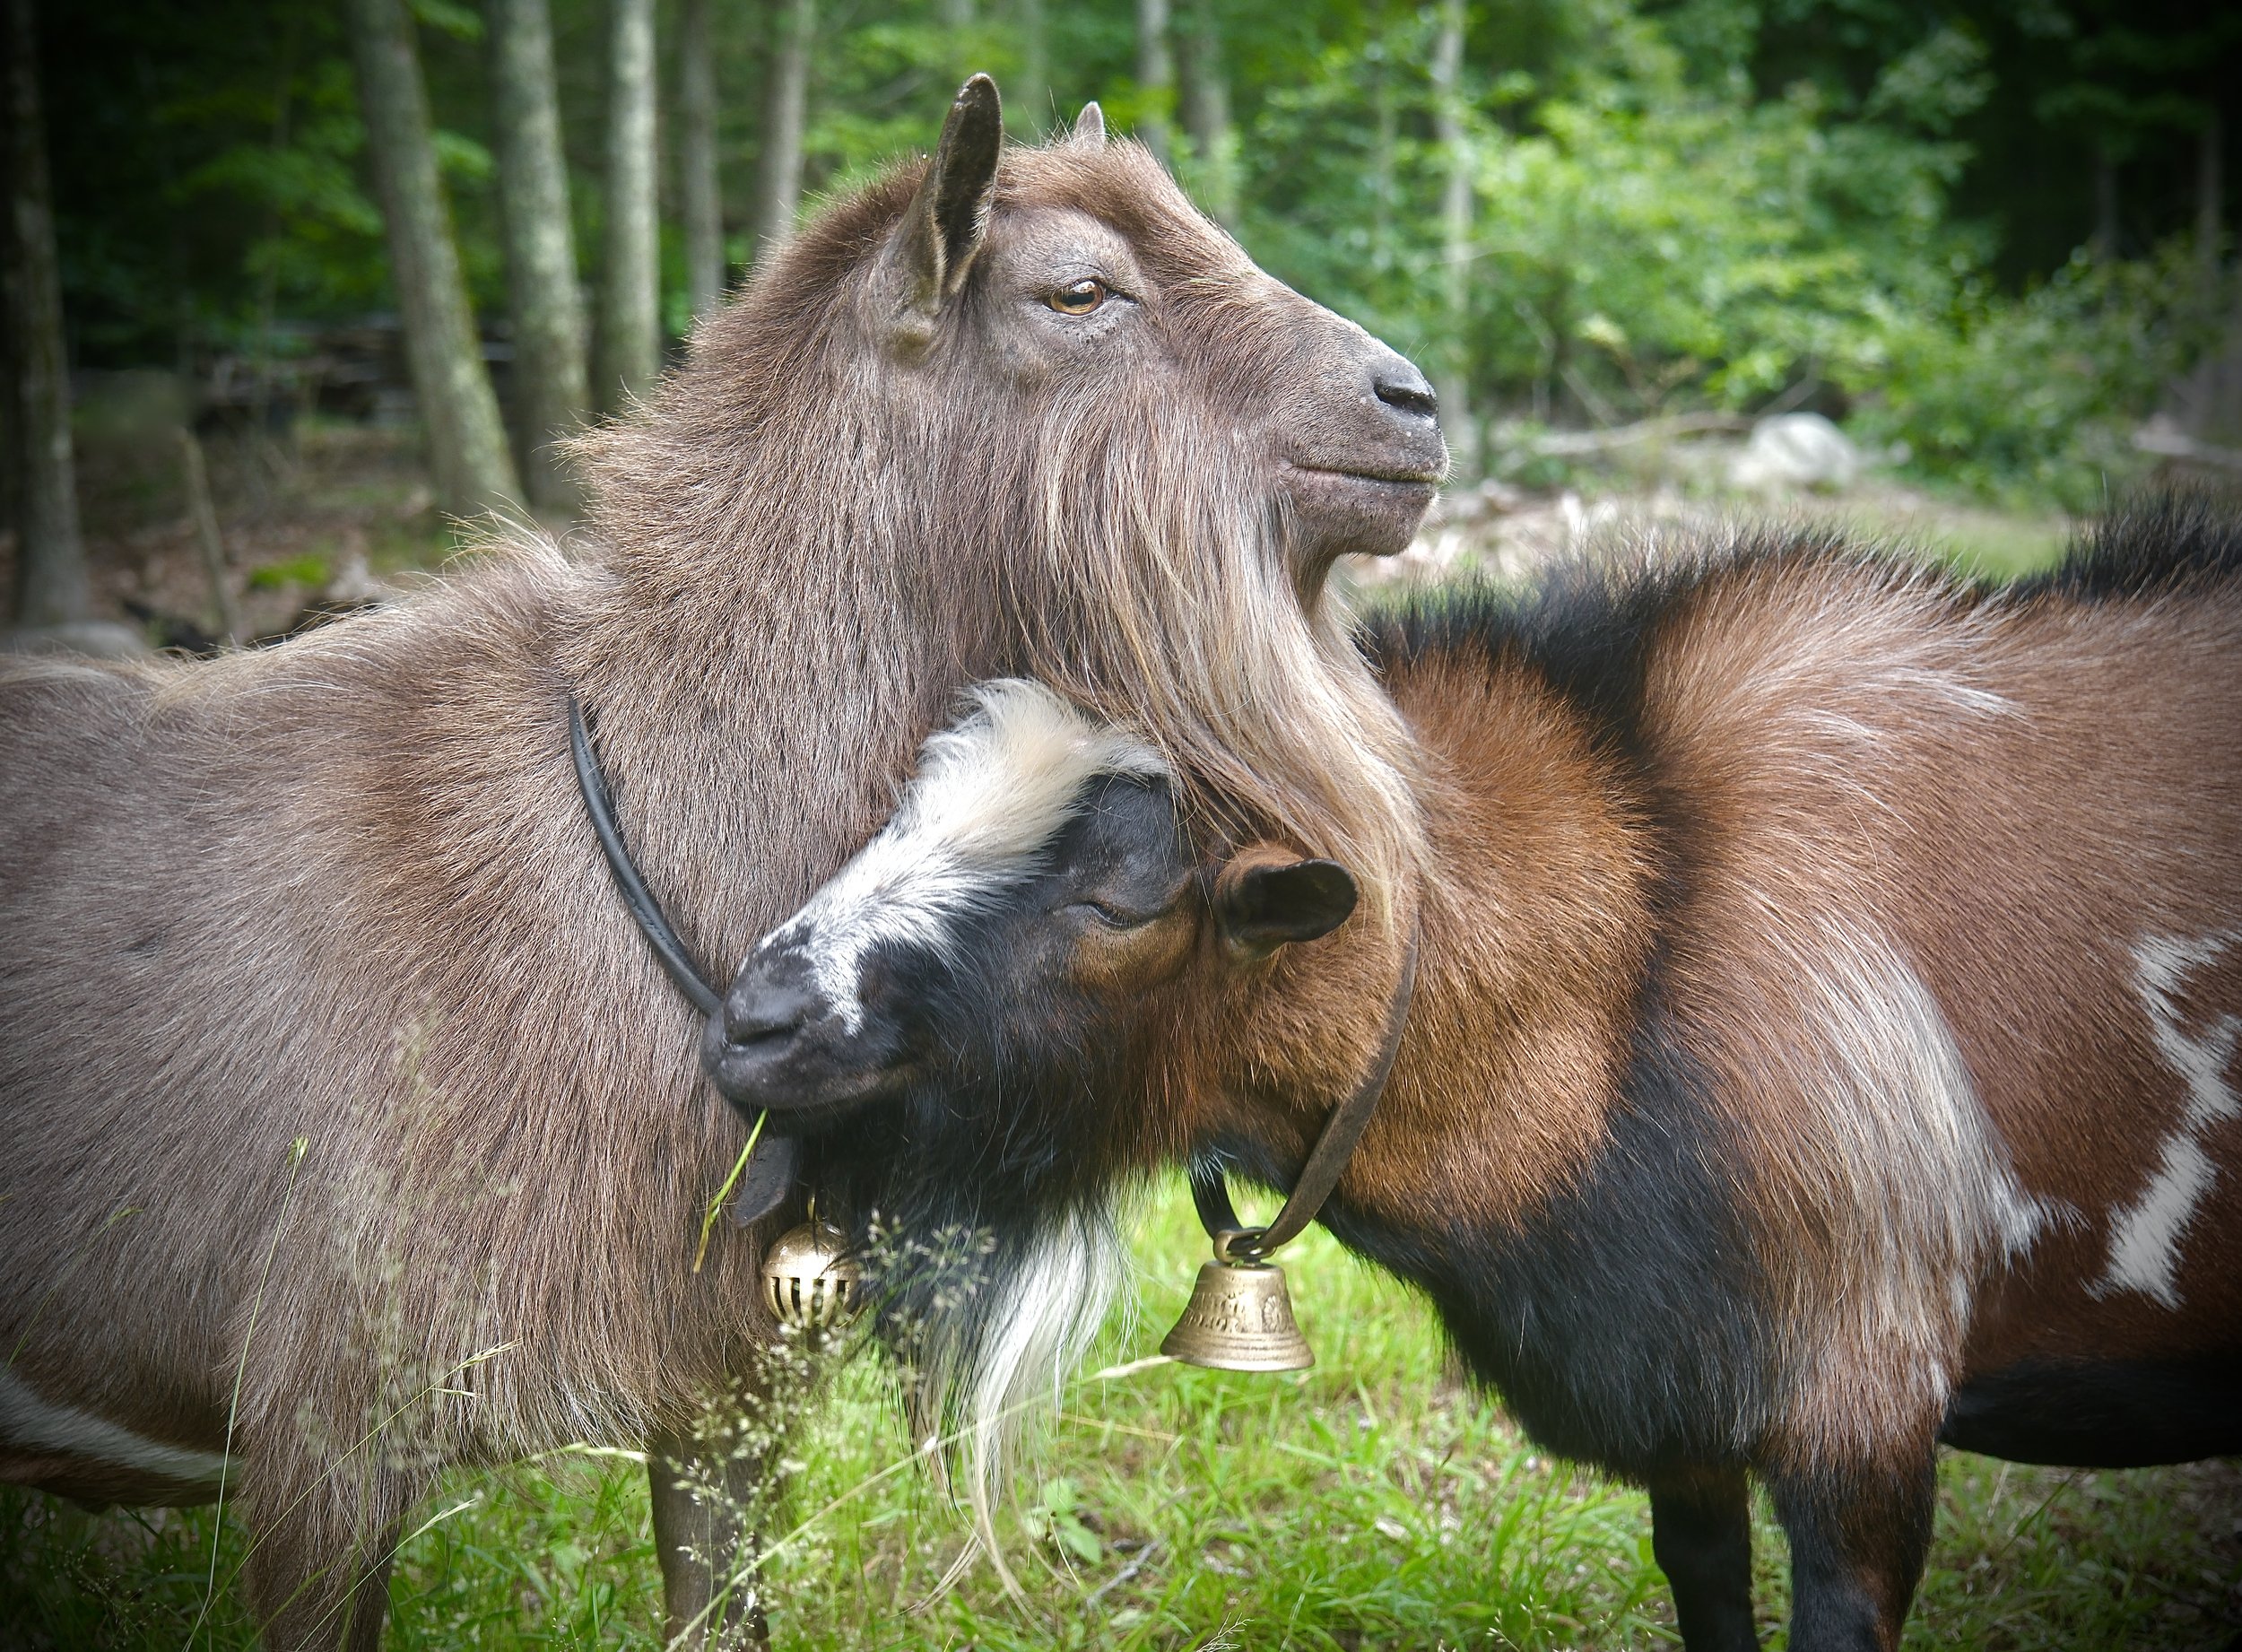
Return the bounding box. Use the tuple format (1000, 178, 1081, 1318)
(569, 693, 799, 1222)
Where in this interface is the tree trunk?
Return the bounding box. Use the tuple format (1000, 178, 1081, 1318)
(249, 13, 301, 450)
(180, 429, 243, 644)
(676, 0, 723, 323)
(1431, 0, 1473, 476)
(1177, 0, 1234, 226)
(2091, 142, 2120, 263)
(2199, 104, 2224, 286)
(4, 0, 84, 624)
(0, 228, 14, 565)
(751, 0, 813, 263)
(490, 0, 589, 512)
(598, 0, 659, 411)
(345, 0, 520, 518)
(1014, 0, 1048, 137)
(1134, 0, 1171, 166)
(1371, 36, 1395, 276)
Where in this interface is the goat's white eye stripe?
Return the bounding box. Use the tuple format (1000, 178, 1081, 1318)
(760, 680, 1168, 1030)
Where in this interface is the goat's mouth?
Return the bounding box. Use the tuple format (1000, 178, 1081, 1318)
(712, 1059, 920, 1132)
(1279, 461, 1442, 562)
(1287, 463, 1444, 489)
(701, 1010, 922, 1126)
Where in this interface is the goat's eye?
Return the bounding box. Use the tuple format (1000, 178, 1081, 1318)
(1047, 278, 1108, 316)
(1067, 899, 1141, 928)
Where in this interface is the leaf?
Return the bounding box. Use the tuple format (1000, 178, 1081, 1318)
(408, 0, 483, 41)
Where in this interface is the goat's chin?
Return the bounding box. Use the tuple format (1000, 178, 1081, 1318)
(714, 1063, 919, 1133)
(1281, 464, 1439, 564)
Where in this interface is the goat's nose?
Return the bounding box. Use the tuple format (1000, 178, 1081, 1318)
(723, 973, 818, 1048)
(1372, 357, 1438, 422)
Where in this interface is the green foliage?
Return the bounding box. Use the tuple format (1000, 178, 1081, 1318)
(247, 552, 333, 589)
(40, 0, 2237, 509)
(1232, 0, 2232, 504)
(176, 58, 387, 318)
(1862, 242, 2231, 508)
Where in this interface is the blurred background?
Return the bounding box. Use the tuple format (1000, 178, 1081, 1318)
(5, 0, 2242, 655)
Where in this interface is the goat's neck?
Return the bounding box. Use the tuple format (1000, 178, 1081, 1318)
(1357, 654, 1660, 1234)
(563, 525, 1004, 984)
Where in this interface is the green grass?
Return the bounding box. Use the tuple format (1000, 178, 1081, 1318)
(5, 1178, 2237, 1649)
(1801, 491, 2073, 584)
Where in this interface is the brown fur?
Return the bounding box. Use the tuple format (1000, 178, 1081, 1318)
(725, 509, 2242, 1650)
(0, 97, 1434, 1648)
(1216, 526, 2241, 1647)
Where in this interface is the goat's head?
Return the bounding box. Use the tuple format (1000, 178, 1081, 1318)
(700, 680, 1387, 1507)
(586, 77, 1438, 922)
(702, 680, 1368, 1184)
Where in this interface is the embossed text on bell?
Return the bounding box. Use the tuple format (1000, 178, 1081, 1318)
(1160, 1259, 1314, 1371)
(760, 1219, 862, 1334)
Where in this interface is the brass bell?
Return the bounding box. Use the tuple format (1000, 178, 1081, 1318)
(1160, 1246, 1314, 1372)
(760, 1219, 861, 1334)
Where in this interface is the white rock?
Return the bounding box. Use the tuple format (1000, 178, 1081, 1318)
(1729, 412, 1863, 492)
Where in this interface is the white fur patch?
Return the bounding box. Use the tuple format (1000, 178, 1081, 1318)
(756, 680, 1168, 1031)
(1767, 923, 2056, 1458)
(951, 1209, 1125, 1540)
(0, 1367, 228, 1484)
(2098, 933, 2240, 1309)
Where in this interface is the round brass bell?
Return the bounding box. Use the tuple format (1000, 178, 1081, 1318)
(760, 1219, 861, 1334)
(1160, 1257, 1314, 1372)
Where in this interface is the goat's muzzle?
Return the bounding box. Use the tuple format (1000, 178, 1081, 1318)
(700, 948, 910, 1123)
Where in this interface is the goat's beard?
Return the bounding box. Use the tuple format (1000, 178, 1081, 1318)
(1012, 392, 1427, 933)
(812, 1071, 1135, 1576)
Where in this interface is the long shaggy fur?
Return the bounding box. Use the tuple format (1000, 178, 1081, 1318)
(0, 119, 1430, 1644)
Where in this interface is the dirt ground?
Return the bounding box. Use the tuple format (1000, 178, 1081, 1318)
(4, 401, 466, 650)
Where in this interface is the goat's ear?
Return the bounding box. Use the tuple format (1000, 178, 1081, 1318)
(1215, 854, 1358, 957)
(886, 74, 1004, 325)
(1071, 101, 1106, 145)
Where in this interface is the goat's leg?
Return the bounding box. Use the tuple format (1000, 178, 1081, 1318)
(239, 1508, 403, 1652)
(648, 1433, 770, 1650)
(1763, 1450, 1937, 1652)
(1647, 1464, 1759, 1651)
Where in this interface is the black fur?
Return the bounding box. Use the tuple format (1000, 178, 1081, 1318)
(805, 775, 1192, 1403)
(1307, 1015, 1777, 1479)
(2020, 494, 2242, 602)
(1942, 1354, 2242, 1467)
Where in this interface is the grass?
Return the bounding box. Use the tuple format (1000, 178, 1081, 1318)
(5, 1178, 2237, 1650)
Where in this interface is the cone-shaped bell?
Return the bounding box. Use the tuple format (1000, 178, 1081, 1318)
(1160, 1259, 1314, 1371)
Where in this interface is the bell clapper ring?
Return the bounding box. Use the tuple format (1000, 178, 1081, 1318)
(1212, 1228, 1268, 1267)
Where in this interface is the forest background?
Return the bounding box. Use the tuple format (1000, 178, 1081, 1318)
(7, 0, 2242, 647)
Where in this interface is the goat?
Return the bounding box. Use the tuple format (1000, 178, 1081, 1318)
(0, 76, 1439, 1649)
(708, 505, 2242, 1650)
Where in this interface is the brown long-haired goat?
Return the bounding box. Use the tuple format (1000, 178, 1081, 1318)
(0, 78, 1438, 1648)
(708, 505, 2242, 1652)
